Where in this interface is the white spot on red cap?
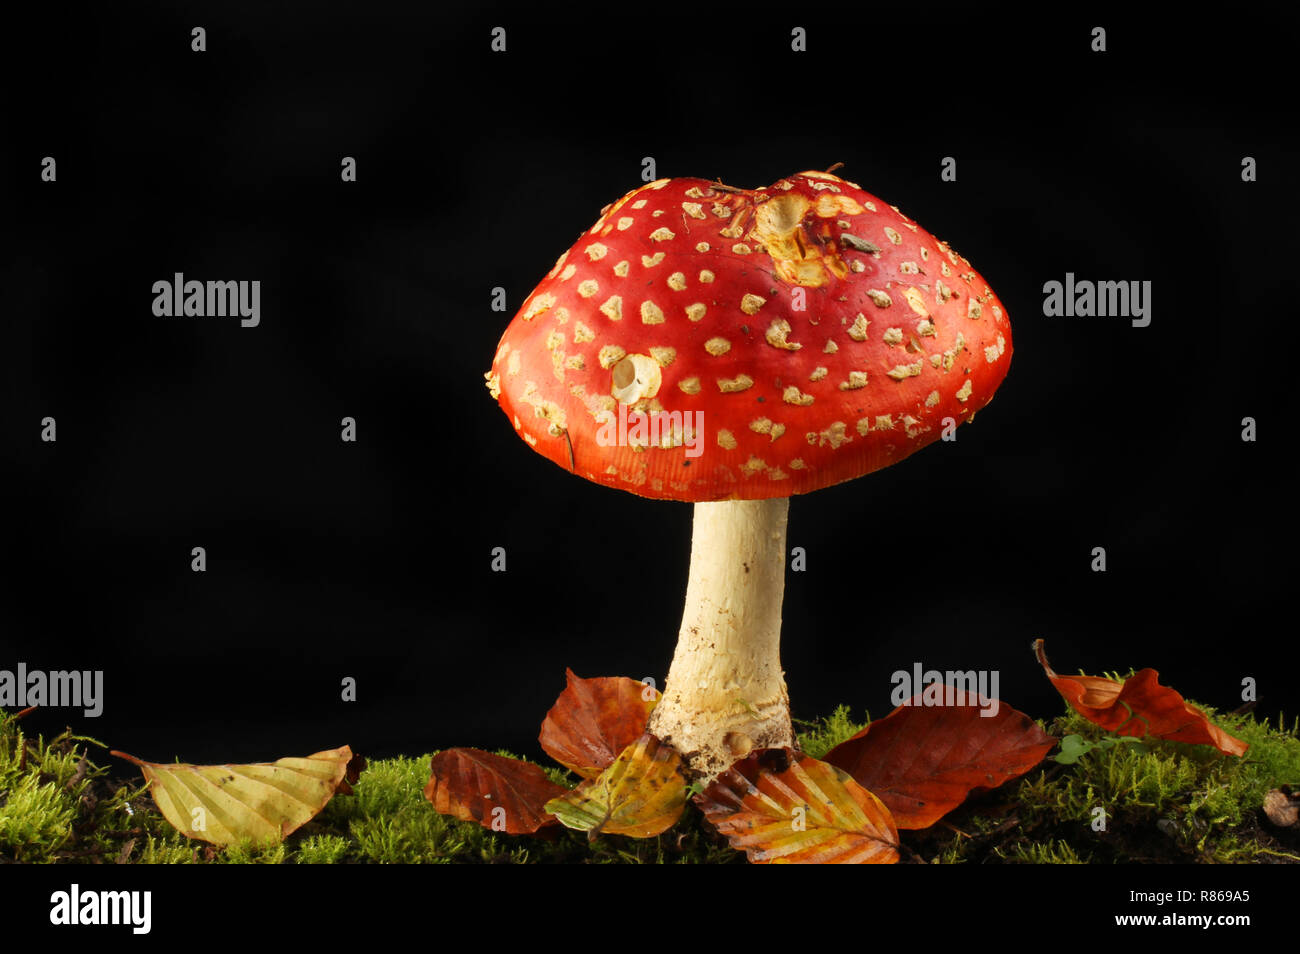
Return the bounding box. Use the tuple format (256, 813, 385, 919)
(886, 360, 924, 381)
(904, 287, 929, 316)
(599, 296, 623, 321)
(640, 300, 665, 325)
(815, 421, 851, 448)
(764, 318, 800, 350)
(718, 374, 754, 393)
(522, 293, 556, 321)
(685, 303, 707, 322)
(783, 386, 814, 406)
(705, 337, 731, 356)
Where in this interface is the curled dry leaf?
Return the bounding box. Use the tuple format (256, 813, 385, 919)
(697, 749, 899, 864)
(545, 733, 686, 838)
(1263, 790, 1298, 828)
(824, 691, 1055, 830)
(111, 746, 356, 846)
(1034, 639, 1248, 757)
(539, 669, 658, 779)
(425, 748, 566, 835)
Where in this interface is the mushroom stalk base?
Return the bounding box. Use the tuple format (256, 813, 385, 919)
(647, 497, 793, 781)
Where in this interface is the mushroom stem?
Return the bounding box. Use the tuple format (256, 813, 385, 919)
(647, 497, 794, 780)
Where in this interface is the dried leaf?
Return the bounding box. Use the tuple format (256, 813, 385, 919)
(1263, 790, 1298, 828)
(425, 748, 566, 834)
(545, 734, 686, 838)
(111, 746, 355, 846)
(697, 749, 899, 863)
(824, 691, 1055, 829)
(1035, 640, 1248, 757)
(539, 669, 658, 779)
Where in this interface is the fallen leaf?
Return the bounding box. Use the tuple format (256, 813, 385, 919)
(696, 748, 899, 863)
(539, 669, 658, 779)
(823, 692, 1055, 829)
(545, 734, 686, 838)
(1263, 790, 1298, 828)
(1034, 639, 1248, 757)
(111, 746, 355, 846)
(425, 748, 566, 834)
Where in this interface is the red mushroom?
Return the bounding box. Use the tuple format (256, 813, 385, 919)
(486, 170, 1012, 780)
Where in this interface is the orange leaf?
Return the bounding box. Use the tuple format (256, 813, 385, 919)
(696, 749, 899, 864)
(539, 669, 658, 779)
(823, 692, 1055, 829)
(544, 733, 686, 838)
(1035, 640, 1248, 757)
(424, 748, 566, 834)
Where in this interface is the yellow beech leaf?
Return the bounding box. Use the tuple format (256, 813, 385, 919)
(544, 734, 686, 838)
(112, 746, 356, 846)
(696, 749, 899, 864)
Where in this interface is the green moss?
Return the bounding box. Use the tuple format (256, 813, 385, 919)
(2, 703, 1296, 864)
(917, 706, 1300, 864)
(794, 704, 868, 759)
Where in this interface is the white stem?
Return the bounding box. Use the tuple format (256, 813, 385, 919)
(647, 497, 794, 780)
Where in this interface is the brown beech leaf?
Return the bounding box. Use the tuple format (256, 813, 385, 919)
(696, 749, 899, 863)
(539, 669, 659, 779)
(424, 748, 566, 834)
(111, 746, 355, 846)
(1263, 790, 1298, 828)
(544, 733, 686, 838)
(1035, 639, 1248, 757)
(823, 692, 1055, 830)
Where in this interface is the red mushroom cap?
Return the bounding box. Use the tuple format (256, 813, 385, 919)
(486, 170, 1012, 501)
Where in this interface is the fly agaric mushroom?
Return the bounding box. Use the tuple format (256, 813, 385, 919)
(486, 170, 1012, 780)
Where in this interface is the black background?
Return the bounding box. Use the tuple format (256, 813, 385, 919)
(3, 3, 1295, 785)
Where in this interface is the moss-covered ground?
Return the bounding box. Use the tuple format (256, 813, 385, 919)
(2, 701, 1296, 863)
